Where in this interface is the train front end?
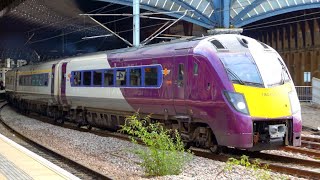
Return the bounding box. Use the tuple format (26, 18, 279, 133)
(210, 35, 302, 150)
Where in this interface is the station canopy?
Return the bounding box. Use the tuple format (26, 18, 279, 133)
(97, 0, 320, 28)
(0, 0, 319, 62)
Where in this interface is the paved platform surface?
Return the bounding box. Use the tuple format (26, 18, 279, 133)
(301, 102, 320, 130)
(0, 133, 79, 180)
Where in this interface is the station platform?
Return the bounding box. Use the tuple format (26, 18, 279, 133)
(301, 102, 320, 131)
(0, 133, 79, 180)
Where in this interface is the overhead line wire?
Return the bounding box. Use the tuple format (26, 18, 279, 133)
(244, 16, 320, 31)
(25, 3, 129, 34)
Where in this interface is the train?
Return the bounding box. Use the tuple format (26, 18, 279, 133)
(5, 34, 302, 152)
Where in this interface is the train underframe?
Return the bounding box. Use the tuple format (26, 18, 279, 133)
(6, 93, 294, 152)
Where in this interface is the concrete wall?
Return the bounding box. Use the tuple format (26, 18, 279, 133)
(312, 77, 320, 105)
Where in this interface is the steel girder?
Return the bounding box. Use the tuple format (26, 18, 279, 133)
(232, 1, 320, 27)
(96, 0, 320, 28)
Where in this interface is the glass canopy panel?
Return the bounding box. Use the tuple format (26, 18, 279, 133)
(269, 0, 281, 9)
(295, 0, 304, 4)
(287, 0, 297, 6)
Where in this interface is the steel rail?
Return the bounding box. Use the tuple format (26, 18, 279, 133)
(301, 140, 320, 150)
(0, 102, 112, 180)
(282, 146, 320, 159)
(192, 148, 320, 179)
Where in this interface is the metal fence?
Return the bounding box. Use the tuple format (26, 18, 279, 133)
(295, 86, 312, 102)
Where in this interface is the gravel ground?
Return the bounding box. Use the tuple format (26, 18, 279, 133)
(1, 105, 307, 180)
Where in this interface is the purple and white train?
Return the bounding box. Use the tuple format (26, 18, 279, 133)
(6, 34, 302, 151)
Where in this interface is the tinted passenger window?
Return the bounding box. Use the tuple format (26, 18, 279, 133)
(83, 71, 92, 86)
(130, 68, 141, 86)
(32, 75, 37, 86)
(39, 74, 44, 86)
(73, 71, 81, 86)
(104, 70, 114, 86)
(44, 73, 48, 86)
(193, 62, 198, 75)
(145, 67, 158, 86)
(19, 77, 23, 85)
(116, 69, 126, 86)
(178, 63, 184, 87)
(93, 71, 102, 86)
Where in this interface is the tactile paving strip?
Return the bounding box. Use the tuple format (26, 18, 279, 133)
(0, 153, 33, 180)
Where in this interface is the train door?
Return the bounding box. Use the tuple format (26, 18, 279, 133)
(173, 56, 187, 114)
(60, 62, 67, 97)
(51, 64, 56, 96)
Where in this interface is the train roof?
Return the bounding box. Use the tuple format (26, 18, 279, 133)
(11, 34, 273, 70)
(14, 36, 206, 69)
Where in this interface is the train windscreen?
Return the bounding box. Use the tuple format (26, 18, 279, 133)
(254, 52, 290, 87)
(219, 54, 263, 87)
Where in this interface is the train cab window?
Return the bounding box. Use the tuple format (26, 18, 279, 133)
(73, 71, 81, 86)
(193, 62, 198, 75)
(144, 67, 158, 86)
(178, 63, 184, 87)
(129, 68, 141, 86)
(83, 71, 92, 86)
(104, 70, 114, 86)
(116, 69, 126, 86)
(93, 71, 102, 86)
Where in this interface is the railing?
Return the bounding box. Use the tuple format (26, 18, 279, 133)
(295, 86, 312, 102)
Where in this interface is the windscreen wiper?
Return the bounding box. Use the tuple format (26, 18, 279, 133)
(278, 58, 289, 84)
(226, 68, 245, 85)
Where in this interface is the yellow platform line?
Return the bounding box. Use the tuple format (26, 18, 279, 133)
(0, 134, 79, 180)
(0, 172, 6, 180)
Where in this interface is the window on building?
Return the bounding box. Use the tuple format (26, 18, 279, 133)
(129, 68, 141, 86)
(93, 71, 102, 86)
(304, 72, 311, 82)
(83, 71, 92, 86)
(116, 69, 126, 86)
(145, 67, 158, 86)
(104, 70, 114, 86)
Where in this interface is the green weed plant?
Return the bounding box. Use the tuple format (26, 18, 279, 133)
(120, 112, 193, 176)
(224, 155, 288, 180)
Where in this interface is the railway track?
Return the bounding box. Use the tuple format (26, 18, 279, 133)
(300, 136, 320, 150)
(0, 102, 111, 180)
(5, 103, 320, 179)
(192, 148, 320, 179)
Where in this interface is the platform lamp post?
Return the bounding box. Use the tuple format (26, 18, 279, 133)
(133, 0, 140, 47)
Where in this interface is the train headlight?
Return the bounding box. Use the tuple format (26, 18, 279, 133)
(289, 91, 301, 114)
(224, 91, 249, 115)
